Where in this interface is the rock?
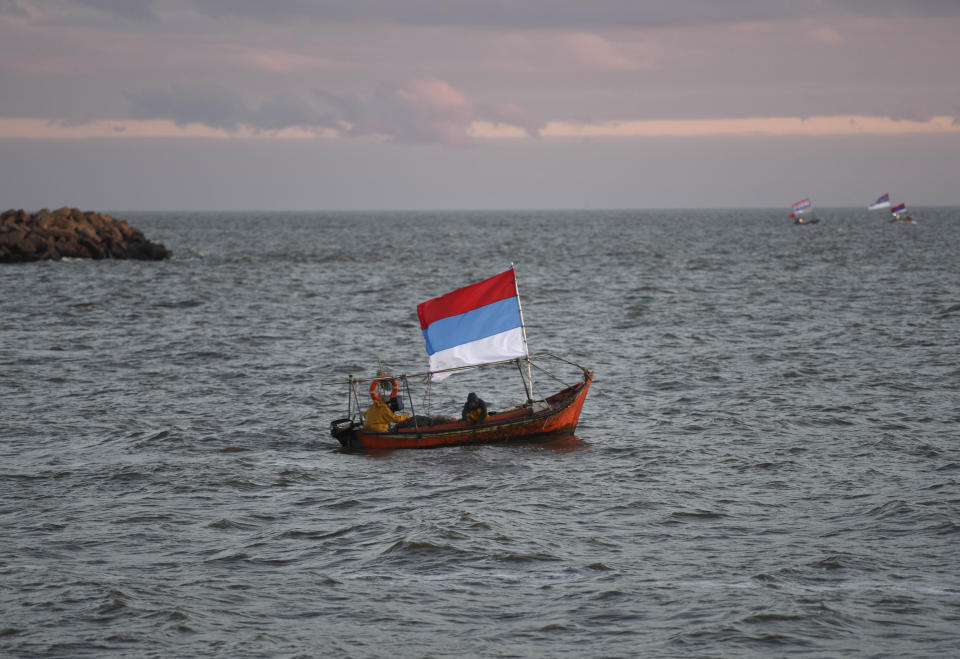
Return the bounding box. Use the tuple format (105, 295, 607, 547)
(0, 229, 26, 248)
(0, 208, 171, 263)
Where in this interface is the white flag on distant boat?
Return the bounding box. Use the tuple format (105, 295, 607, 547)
(868, 193, 891, 210)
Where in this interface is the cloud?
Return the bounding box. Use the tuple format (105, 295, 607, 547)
(557, 33, 651, 71)
(0, 0, 28, 17)
(5, 113, 960, 141)
(124, 79, 540, 145)
(340, 79, 476, 146)
(46, 0, 960, 28)
(326, 78, 543, 146)
(127, 85, 250, 130)
(537, 115, 960, 138)
(833, 0, 960, 19)
(216, 0, 960, 27)
(810, 26, 841, 44)
(252, 94, 336, 132)
(477, 102, 543, 138)
(232, 46, 346, 74)
(9, 1, 957, 142)
(72, 0, 156, 20)
(127, 85, 341, 134)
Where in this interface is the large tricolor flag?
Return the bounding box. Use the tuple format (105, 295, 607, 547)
(417, 268, 527, 382)
(792, 198, 813, 214)
(868, 193, 891, 210)
(890, 202, 907, 215)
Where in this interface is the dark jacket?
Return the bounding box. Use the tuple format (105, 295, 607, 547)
(461, 392, 488, 423)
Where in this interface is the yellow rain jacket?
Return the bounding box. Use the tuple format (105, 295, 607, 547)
(364, 400, 410, 432)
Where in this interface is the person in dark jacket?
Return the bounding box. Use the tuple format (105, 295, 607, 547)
(461, 392, 488, 423)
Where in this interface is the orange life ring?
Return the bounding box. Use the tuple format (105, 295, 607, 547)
(369, 376, 399, 402)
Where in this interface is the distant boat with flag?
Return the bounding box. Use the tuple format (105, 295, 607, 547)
(889, 201, 916, 223)
(328, 266, 593, 450)
(788, 198, 820, 224)
(868, 193, 891, 210)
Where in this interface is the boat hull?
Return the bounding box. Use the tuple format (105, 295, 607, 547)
(334, 372, 592, 451)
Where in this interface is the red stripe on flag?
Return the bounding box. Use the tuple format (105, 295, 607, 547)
(417, 269, 517, 330)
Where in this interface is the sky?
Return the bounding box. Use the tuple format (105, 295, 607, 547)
(1, 0, 959, 211)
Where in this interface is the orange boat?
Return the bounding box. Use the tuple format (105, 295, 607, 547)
(329, 355, 592, 451)
(329, 268, 592, 450)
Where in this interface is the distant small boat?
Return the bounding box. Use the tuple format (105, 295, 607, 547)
(889, 202, 916, 223)
(789, 198, 820, 224)
(868, 193, 891, 210)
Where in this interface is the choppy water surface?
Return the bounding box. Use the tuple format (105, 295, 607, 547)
(2, 209, 959, 657)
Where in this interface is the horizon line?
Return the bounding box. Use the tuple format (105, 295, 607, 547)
(6, 205, 953, 214)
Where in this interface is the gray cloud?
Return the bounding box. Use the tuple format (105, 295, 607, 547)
(72, 0, 156, 20)
(127, 85, 250, 130)
(834, 0, 960, 18)
(252, 94, 336, 132)
(127, 85, 341, 133)
(191, 0, 960, 27)
(7, 0, 958, 143)
(125, 80, 538, 145)
(46, 0, 960, 27)
(324, 81, 478, 145)
(318, 80, 543, 146)
(0, 0, 28, 16)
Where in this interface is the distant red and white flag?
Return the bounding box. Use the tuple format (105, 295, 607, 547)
(792, 198, 813, 214)
(890, 202, 907, 215)
(417, 268, 527, 382)
(868, 193, 891, 210)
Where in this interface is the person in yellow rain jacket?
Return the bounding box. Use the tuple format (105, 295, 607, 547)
(364, 398, 410, 432)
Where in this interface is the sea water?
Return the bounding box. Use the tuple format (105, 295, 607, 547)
(2, 208, 959, 657)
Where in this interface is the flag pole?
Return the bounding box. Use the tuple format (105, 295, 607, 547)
(511, 263, 534, 399)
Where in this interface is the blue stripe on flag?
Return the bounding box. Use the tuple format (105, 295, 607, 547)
(422, 297, 522, 355)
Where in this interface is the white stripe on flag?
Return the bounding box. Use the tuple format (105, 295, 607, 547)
(428, 327, 525, 382)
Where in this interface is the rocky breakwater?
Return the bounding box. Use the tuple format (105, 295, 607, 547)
(0, 207, 171, 263)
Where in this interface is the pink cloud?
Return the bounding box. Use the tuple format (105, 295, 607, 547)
(810, 26, 842, 44)
(0, 53, 76, 75)
(233, 46, 347, 73)
(341, 77, 539, 146)
(117, 76, 539, 146)
(563, 33, 649, 71)
(478, 101, 542, 137)
(389, 78, 475, 146)
(395, 79, 472, 118)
